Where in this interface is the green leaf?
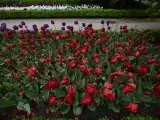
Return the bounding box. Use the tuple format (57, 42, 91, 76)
(150, 64, 155, 71)
(51, 106, 58, 112)
(78, 78, 85, 89)
(144, 103, 151, 107)
(106, 64, 111, 75)
(75, 91, 80, 101)
(108, 103, 120, 113)
(39, 74, 49, 80)
(23, 103, 31, 113)
(140, 95, 152, 102)
(55, 90, 65, 98)
(42, 89, 49, 99)
(73, 100, 79, 106)
(87, 105, 96, 112)
(128, 56, 136, 61)
(102, 76, 106, 81)
(116, 66, 121, 71)
(17, 102, 31, 113)
(0, 99, 16, 108)
(122, 96, 131, 103)
(52, 70, 58, 76)
(17, 102, 24, 110)
(61, 106, 70, 114)
(133, 96, 142, 103)
(73, 106, 82, 116)
(24, 90, 37, 99)
(95, 97, 100, 104)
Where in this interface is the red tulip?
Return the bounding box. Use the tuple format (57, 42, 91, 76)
(68, 60, 79, 69)
(122, 83, 136, 94)
(94, 67, 102, 75)
(110, 58, 117, 64)
(81, 94, 93, 104)
(81, 58, 88, 65)
(48, 94, 58, 105)
(125, 50, 132, 56)
(81, 47, 88, 54)
(124, 102, 138, 113)
(124, 62, 133, 70)
(138, 65, 149, 75)
(85, 83, 96, 94)
(127, 72, 135, 78)
(61, 76, 69, 86)
(103, 89, 116, 101)
(93, 58, 99, 64)
(68, 85, 75, 96)
(92, 53, 99, 58)
(104, 81, 113, 90)
(154, 82, 160, 92)
(80, 65, 86, 73)
(102, 47, 109, 53)
(134, 51, 141, 57)
(85, 68, 92, 76)
(64, 95, 75, 105)
(147, 59, 155, 64)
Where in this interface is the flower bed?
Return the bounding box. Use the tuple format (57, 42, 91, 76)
(0, 4, 103, 11)
(0, 21, 160, 120)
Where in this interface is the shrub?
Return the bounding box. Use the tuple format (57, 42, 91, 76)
(12, 115, 159, 120)
(0, 9, 157, 19)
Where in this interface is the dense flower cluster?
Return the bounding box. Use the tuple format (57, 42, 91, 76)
(0, 20, 160, 119)
(0, 4, 103, 10)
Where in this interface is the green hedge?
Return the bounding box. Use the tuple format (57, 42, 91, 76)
(12, 115, 159, 120)
(0, 0, 80, 6)
(0, 9, 158, 19)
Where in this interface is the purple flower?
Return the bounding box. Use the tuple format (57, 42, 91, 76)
(101, 20, 104, 24)
(46, 29, 50, 33)
(11, 30, 16, 34)
(106, 20, 110, 26)
(30, 30, 35, 34)
(130, 28, 134, 31)
(87, 24, 92, 28)
(62, 22, 66, 26)
(82, 23, 86, 27)
(51, 20, 55, 24)
(44, 24, 49, 28)
(67, 26, 71, 29)
(1, 23, 6, 28)
(25, 29, 30, 33)
(13, 25, 18, 30)
(32, 24, 37, 28)
(21, 21, 25, 26)
(107, 26, 111, 30)
(56, 32, 59, 35)
(18, 24, 23, 28)
(70, 26, 74, 31)
(61, 27, 65, 30)
(0, 25, 6, 32)
(74, 20, 78, 25)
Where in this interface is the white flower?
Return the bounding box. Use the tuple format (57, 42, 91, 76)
(0, 4, 103, 11)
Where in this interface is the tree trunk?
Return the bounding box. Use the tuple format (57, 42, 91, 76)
(139, 0, 142, 8)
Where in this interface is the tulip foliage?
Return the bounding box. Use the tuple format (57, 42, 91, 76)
(0, 21, 160, 118)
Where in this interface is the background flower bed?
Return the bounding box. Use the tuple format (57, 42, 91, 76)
(0, 0, 80, 6)
(0, 9, 159, 19)
(0, 4, 102, 10)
